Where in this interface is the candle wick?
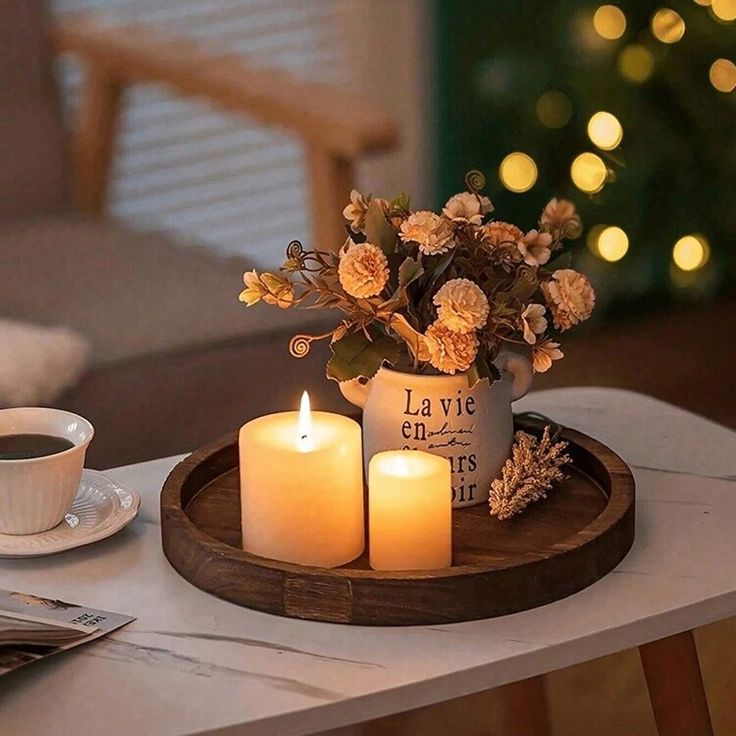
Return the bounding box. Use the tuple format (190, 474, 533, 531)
(300, 434, 308, 440)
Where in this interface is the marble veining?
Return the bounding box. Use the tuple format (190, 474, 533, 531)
(630, 462, 736, 483)
(141, 630, 385, 668)
(84, 639, 346, 701)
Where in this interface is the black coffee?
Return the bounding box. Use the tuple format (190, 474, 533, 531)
(0, 434, 75, 460)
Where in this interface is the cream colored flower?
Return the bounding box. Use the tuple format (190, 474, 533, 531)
(433, 278, 490, 334)
(424, 321, 478, 374)
(520, 304, 548, 345)
(482, 221, 524, 247)
(338, 242, 389, 298)
(519, 229, 553, 267)
(479, 194, 494, 215)
(540, 198, 582, 239)
(239, 269, 263, 306)
(399, 211, 455, 255)
(542, 269, 595, 330)
(342, 189, 368, 233)
(442, 192, 493, 225)
(532, 338, 563, 373)
(481, 221, 524, 270)
(260, 272, 294, 309)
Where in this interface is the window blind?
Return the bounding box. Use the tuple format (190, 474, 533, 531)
(53, 0, 345, 265)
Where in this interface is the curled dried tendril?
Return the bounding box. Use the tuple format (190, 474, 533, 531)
(285, 239, 306, 269)
(560, 216, 582, 240)
(289, 334, 312, 358)
(465, 169, 486, 194)
(289, 328, 342, 359)
(517, 265, 537, 287)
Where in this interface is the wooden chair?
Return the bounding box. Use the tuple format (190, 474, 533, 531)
(0, 2, 397, 467)
(52, 13, 398, 255)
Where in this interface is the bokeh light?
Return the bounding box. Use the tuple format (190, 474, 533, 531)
(536, 90, 573, 128)
(587, 111, 624, 150)
(694, 0, 712, 5)
(618, 44, 656, 83)
(672, 234, 711, 271)
(651, 8, 686, 43)
(593, 5, 627, 39)
(597, 226, 629, 261)
(571, 152, 608, 193)
(712, 0, 736, 21)
(710, 58, 736, 91)
(499, 153, 538, 193)
(586, 224, 607, 256)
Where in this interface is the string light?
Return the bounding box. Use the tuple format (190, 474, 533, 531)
(593, 5, 627, 39)
(536, 90, 573, 128)
(587, 112, 623, 150)
(499, 153, 538, 193)
(597, 226, 629, 261)
(571, 152, 608, 193)
(651, 8, 686, 42)
(710, 58, 736, 91)
(618, 44, 656, 82)
(712, 0, 736, 21)
(672, 234, 710, 271)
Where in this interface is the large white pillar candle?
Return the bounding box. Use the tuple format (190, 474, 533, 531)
(368, 450, 452, 571)
(239, 392, 364, 567)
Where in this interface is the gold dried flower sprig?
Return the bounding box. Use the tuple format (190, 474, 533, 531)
(489, 426, 571, 520)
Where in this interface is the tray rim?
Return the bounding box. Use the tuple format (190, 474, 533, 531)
(161, 424, 634, 581)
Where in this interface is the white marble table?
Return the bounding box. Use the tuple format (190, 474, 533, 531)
(1, 388, 735, 736)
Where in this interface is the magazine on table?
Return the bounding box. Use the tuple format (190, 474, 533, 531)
(0, 588, 134, 676)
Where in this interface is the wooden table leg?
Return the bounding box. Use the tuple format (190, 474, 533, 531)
(639, 630, 714, 736)
(497, 675, 551, 736)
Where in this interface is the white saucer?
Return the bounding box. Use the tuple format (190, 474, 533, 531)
(0, 470, 140, 558)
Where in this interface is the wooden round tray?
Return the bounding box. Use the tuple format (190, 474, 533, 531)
(161, 420, 635, 626)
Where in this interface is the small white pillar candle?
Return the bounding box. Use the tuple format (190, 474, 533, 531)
(368, 450, 452, 571)
(239, 392, 364, 568)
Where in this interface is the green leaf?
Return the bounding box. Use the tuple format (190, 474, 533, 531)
(364, 200, 398, 255)
(379, 289, 409, 314)
(390, 192, 410, 212)
(326, 328, 400, 382)
(416, 249, 456, 313)
(398, 256, 424, 287)
(509, 278, 538, 302)
(423, 249, 455, 280)
(466, 354, 501, 387)
(380, 257, 424, 314)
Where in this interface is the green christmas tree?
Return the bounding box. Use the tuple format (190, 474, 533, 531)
(435, 0, 735, 317)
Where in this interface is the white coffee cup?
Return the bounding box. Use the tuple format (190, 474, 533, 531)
(0, 408, 94, 535)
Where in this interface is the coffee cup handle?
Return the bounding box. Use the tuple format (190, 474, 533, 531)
(496, 353, 534, 401)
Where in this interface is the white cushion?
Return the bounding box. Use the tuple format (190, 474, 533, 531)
(0, 319, 89, 407)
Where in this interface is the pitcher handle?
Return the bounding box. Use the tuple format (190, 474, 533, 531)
(495, 353, 533, 401)
(338, 378, 370, 409)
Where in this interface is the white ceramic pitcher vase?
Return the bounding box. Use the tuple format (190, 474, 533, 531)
(339, 353, 533, 508)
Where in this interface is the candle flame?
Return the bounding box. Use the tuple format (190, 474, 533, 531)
(298, 390, 312, 449)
